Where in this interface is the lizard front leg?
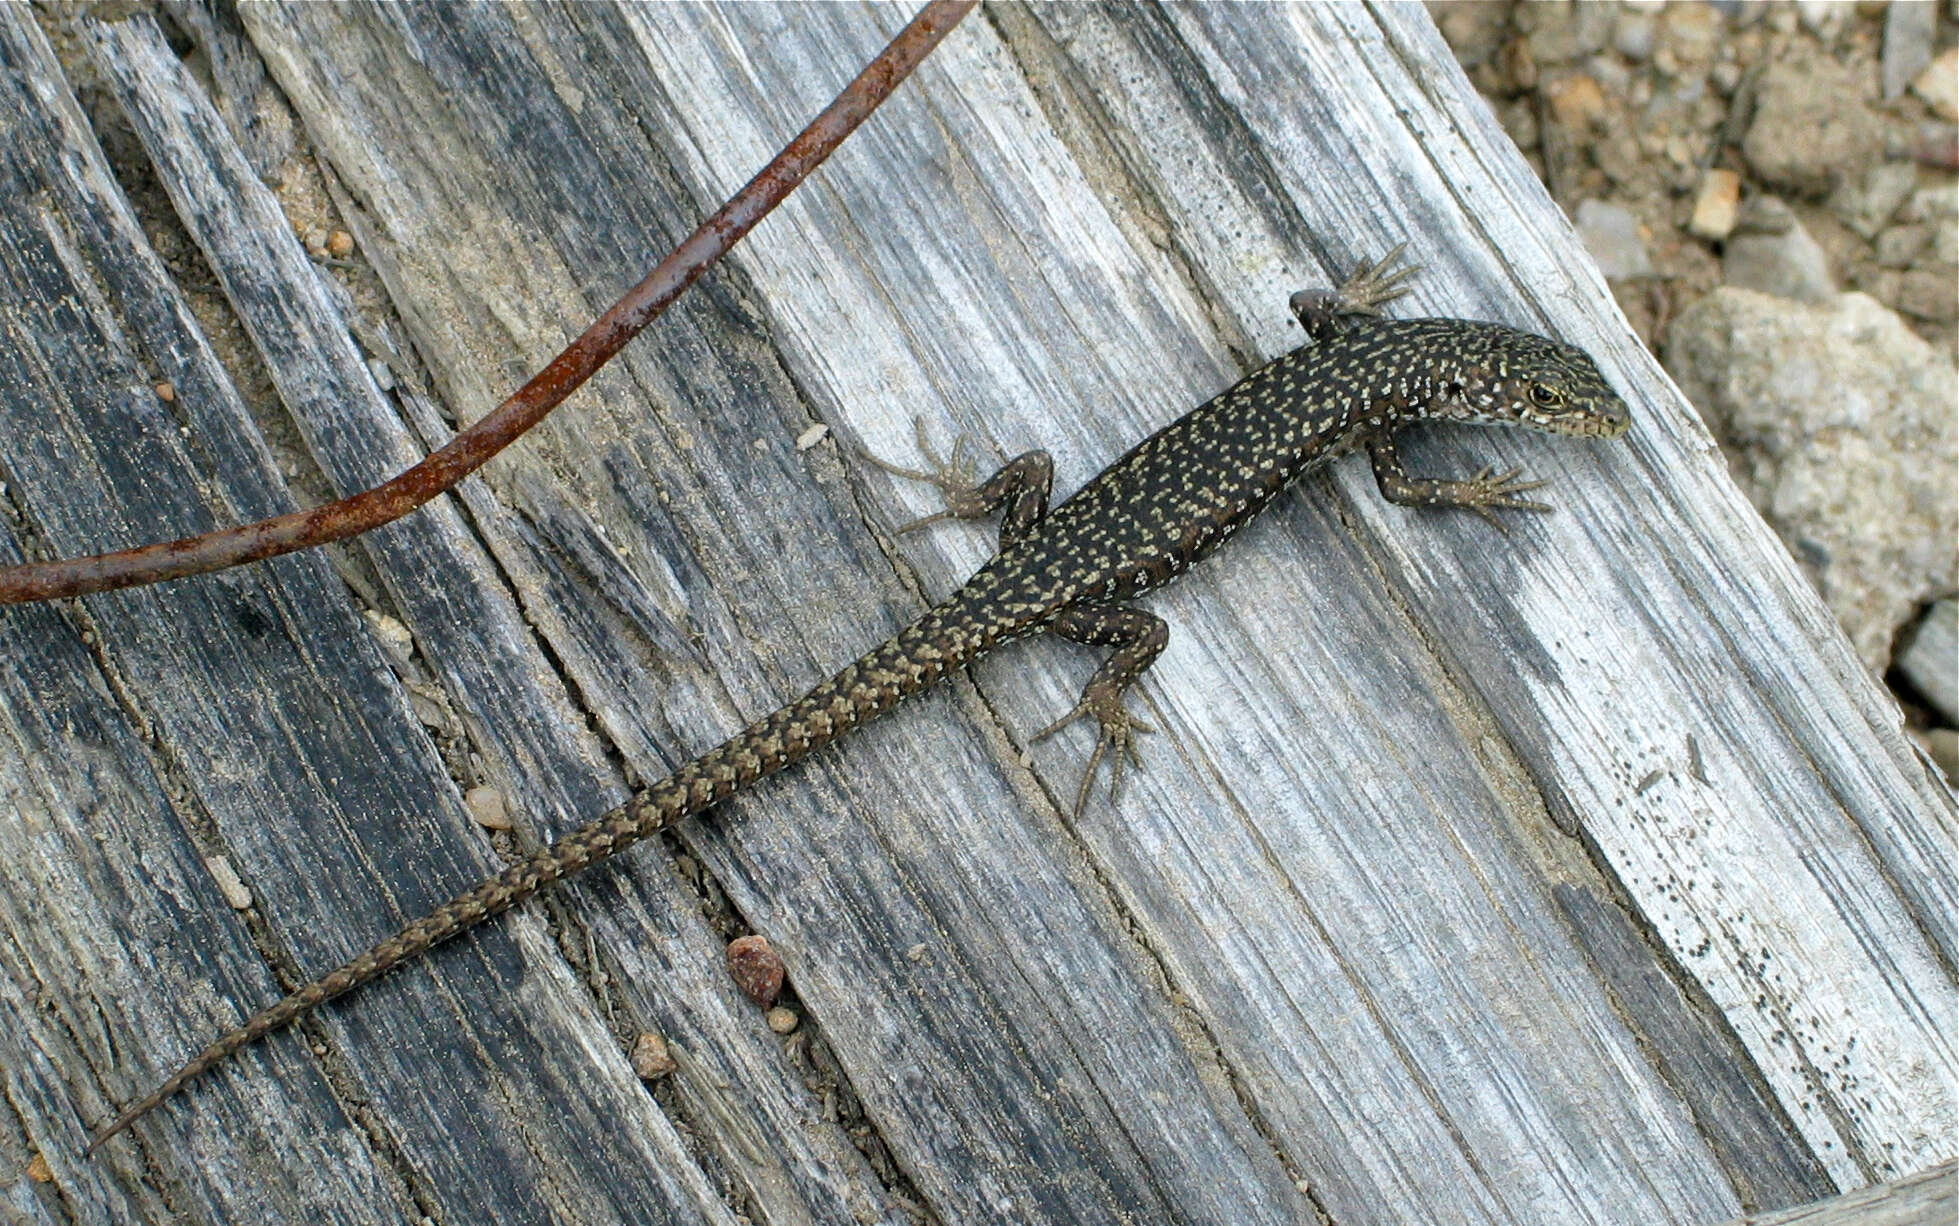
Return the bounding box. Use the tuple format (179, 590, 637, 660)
(1365, 432, 1551, 529)
(1031, 603, 1167, 816)
(862, 419, 1054, 546)
(1288, 244, 1420, 342)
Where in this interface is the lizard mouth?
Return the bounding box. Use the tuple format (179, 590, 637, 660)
(1592, 408, 1633, 439)
(1547, 404, 1632, 439)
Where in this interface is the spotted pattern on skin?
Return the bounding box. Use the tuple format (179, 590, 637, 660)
(91, 253, 1632, 1150)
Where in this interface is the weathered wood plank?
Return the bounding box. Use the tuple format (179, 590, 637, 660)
(1010, 0, 1955, 1194)
(5, 7, 781, 1223)
(0, 10, 416, 1218)
(233, 3, 1308, 1220)
(87, 15, 906, 1223)
(1715, 1159, 1955, 1226)
(0, 2, 1950, 1224)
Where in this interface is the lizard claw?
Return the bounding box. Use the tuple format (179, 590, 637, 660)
(1032, 692, 1154, 817)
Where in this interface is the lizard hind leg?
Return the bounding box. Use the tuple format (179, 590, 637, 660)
(859, 417, 1053, 545)
(1033, 604, 1168, 816)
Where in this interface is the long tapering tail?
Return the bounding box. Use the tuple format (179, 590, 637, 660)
(89, 595, 1002, 1152)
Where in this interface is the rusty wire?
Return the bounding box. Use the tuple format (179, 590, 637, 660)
(0, 0, 976, 605)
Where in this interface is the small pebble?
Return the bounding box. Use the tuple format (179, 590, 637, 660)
(1545, 73, 1607, 131)
(26, 1152, 52, 1182)
(1687, 169, 1742, 240)
(326, 229, 355, 259)
(205, 856, 253, 910)
(727, 934, 785, 1008)
(361, 609, 413, 652)
(1911, 131, 1959, 172)
(1836, 161, 1919, 239)
(765, 1006, 799, 1035)
(1874, 222, 1932, 268)
(1611, 11, 1654, 62)
(1793, 0, 1850, 40)
(405, 689, 449, 730)
(1911, 48, 1959, 123)
(153, 381, 175, 403)
(464, 785, 512, 831)
(1723, 198, 1835, 302)
(303, 227, 328, 257)
(1889, 268, 1958, 323)
(795, 423, 829, 451)
(1896, 599, 1957, 723)
(629, 1031, 677, 1079)
(1659, 2, 1721, 67)
(1723, 224, 1836, 303)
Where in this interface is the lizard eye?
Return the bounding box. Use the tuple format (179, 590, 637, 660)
(1528, 383, 1565, 409)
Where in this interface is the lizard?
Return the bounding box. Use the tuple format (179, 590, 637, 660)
(87, 248, 1632, 1151)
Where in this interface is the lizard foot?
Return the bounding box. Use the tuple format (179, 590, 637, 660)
(1455, 465, 1552, 530)
(1288, 243, 1421, 333)
(858, 417, 983, 533)
(1031, 690, 1154, 817)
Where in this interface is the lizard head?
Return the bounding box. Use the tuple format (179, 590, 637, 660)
(1426, 324, 1632, 440)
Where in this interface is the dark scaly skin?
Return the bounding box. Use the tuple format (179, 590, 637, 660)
(89, 251, 1631, 1151)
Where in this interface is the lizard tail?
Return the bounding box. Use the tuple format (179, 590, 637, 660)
(89, 597, 999, 1152)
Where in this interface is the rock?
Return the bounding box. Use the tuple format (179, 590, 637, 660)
(1743, 57, 1885, 196)
(1575, 198, 1654, 279)
(1831, 161, 1919, 239)
(1793, 0, 1855, 40)
(1896, 599, 1957, 723)
(1431, 1, 1508, 69)
(629, 1032, 677, 1080)
(464, 784, 512, 831)
(1887, 267, 1959, 323)
(1918, 728, 1959, 783)
(1663, 289, 1957, 670)
(1874, 221, 1934, 267)
(204, 856, 254, 910)
(1723, 200, 1836, 302)
(1519, 1, 1613, 65)
(1881, 0, 1937, 99)
(727, 934, 785, 1008)
(1658, 2, 1722, 68)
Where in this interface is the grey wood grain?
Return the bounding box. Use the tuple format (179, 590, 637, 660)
(1, 2, 1950, 1224)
